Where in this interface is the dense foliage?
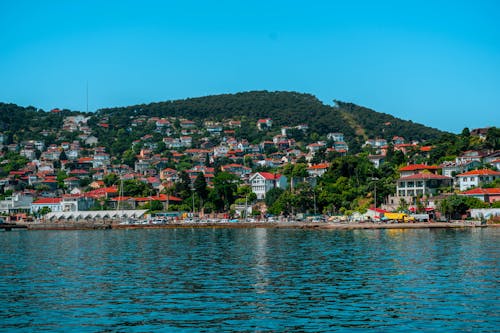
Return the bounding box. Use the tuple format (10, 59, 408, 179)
(335, 101, 445, 143)
(90, 91, 447, 157)
(0, 103, 84, 144)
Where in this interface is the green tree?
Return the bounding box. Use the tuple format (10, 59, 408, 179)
(439, 195, 487, 220)
(175, 171, 192, 199)
(123, 179, 150, 197)
(122, 149, 137, 167)
(265, 187, 284, 208)
(38, 207, 52, 216)
(103, 173, 119, 187)
(212, 171, 239, 212)
(193, 172, 208, 201)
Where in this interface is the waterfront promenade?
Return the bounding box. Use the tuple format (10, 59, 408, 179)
(13, 219, 497, 231)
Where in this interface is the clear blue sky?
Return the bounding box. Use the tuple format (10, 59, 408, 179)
(1, 0, 499, 133)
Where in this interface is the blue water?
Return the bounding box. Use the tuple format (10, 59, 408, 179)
(1, 228, 498, 332)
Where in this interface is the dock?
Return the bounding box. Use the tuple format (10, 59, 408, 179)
(0, 223, 28, 231)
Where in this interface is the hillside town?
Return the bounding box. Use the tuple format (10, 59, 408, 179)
(1, 110, 499, 225)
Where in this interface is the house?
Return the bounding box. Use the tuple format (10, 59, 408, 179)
(0, 193, 33, 214)
(306, 142, 326, 153)
(31, 197, 63, 214)
(375, 138, 388, 147)
(257, 118, 272, 130)
(490, 159, 500, 170)
(399, 164, 440, 177)
(396, 173, 452, 198)
(180, 120, 196, 129)
(327, 133, 344, 142)
(60, 194, 95, 212)
(221, 164, 252, 178)
(470, 127, 490, 140)
(249, 172, 288, 200)
(456, 150, 485, 164)
(63, 177, 80, 190)
(369, 155, 385, 169)
(333, 141, 349, 152)
(307, 163, 329, 177)
(460, 188, 500, 203)
(456, 169, 500, 191)
(440, 160, 482, 178)
(93, 153, 111, 168)
(483, 151, 500, 164)
(391, 136, 404, 145)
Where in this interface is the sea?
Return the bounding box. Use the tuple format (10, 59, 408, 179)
(1, 227, 498, 332)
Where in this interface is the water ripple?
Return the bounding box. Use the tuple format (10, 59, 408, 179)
(1, 228, 498, 332)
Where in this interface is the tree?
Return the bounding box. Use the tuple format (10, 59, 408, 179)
(175, 171, 192, 199)
(59, 150, 68, 161)
(212, 171, 239, 212)
(439, 195, 487, 220)
(143, 200, 163, 212)
(265, 187, 284, 208)
(123, 179, 150, 197)
(122, 149, 137, 167)
(38, 207, 52, 216)
(193, 172, 208, 201)
(103, 173, 119, 187)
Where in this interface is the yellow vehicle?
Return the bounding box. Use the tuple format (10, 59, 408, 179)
(383, 212, 415, 223)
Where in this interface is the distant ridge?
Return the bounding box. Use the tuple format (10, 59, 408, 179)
(1, 91, 447, 154)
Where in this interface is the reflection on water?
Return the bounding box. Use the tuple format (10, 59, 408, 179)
(1, 228, 498, 332)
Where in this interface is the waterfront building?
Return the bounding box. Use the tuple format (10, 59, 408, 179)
(456, 169, 500, 191)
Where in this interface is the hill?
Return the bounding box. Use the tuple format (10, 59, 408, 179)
(0, 103, 84, 144)
(334, 101, 444, 142)
(1, 91, 448, 155)
(92, 91, 447, 153)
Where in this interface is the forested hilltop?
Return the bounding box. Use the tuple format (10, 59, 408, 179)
(92, 91, 446, 155)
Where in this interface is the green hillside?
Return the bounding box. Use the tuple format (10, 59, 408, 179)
(92, 91, 447, 153)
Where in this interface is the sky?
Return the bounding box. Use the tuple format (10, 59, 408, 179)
(1, 0, 499, 133)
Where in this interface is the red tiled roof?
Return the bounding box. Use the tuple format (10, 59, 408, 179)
(457, 169, 500, 177)
(461, 188, 500, 195)
(258, 172, 282, 180)
(70, 169, 89, 174)
(308, 163, 329, 170)
(135, 194, 182, 202)
(9, 171, 26, 175)
(32, 198, 62, 204)
(64, 177, 79, 181)
(400, 173, 451, 180)
(399, 164, 439, 171)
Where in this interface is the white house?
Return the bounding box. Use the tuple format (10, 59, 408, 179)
(396, 173, 452, 198)
(249, 172, 288, 200)
(307, 163, 329, 178)
(31, 198, 63, 214)
(257, 118, 272, 130)
(456, 169, 500, 191)
(327, 132, 344, 142)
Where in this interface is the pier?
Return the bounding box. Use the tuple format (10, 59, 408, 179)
(0, 223, 28, 231)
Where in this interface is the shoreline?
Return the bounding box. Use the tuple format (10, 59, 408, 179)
(13, 220, 499, 231)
